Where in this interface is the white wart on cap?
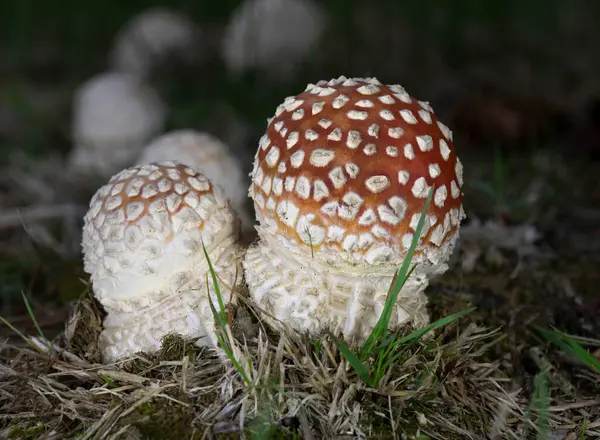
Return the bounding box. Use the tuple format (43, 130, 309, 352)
(81, 161, 241, 362)
(243, 76, 465, 340)
(137, 130, 253, 231)
(68, 72, 166, 179)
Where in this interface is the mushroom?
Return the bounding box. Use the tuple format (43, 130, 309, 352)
(137, 130, 253, 231)
(109, 7, 201, 78)
(68, 72, 166, 179)
(221, 0, 325, 80)
(81, 161, 242, 362)
(243, 76, 465, 341)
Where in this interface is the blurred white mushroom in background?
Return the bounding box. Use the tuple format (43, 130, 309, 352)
(137, 130, 254, 231)
(222, 0, 325, 80)
(67, 72, 166, 179)
(109, 7, 202, 78)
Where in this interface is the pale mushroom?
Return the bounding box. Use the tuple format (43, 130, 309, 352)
(137, 130, 253, 231)
(81, 161, 242, 362)
(109, 7, 201, 78)
(243, 76, 465, 341)
(222, 0, 325, 80)
(68, 72, 166, 179)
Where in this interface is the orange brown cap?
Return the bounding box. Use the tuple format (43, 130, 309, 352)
(249, 76, 465, 268)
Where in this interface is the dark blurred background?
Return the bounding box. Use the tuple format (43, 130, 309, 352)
(1, 0, 599, 337)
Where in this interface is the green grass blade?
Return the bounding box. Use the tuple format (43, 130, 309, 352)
(580, 418, 588, 440)
(332, 335, 374, 387)
(0, 315, 39, 350)
(206, 275, 227, 330)
(383, 186, 433, 302)
(379, 332, 400, 362)
(536, 327, 571, 355)
(373, 335, 398, 385)
(206, 277, 252, 386)
(556, 333, 600, 347)
(201, 240, 226, 323)
(522, 370, 550, 440)
(374, 308, 475, 385)
(21, 292, 47, 343)
(376, 333, 397, 353)
(536, 326, 600, 373)
(562, 338, 600, 373)
(102, 375, 119, 389)
(201, 247, 252, 387)
(395, 307, 476, 346)
(312, 338, 322, 358)
(381, 347, 408, 376)
(361, 186, 434, 357)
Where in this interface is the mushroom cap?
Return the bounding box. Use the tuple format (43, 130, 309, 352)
(109, 7, 200, 77)
(222, 0, 325, 77)
(81, 161, 239, 309)
(137, 130, 251, 227)
(249, 76, 465, 271)
(69, 72, 166, 176)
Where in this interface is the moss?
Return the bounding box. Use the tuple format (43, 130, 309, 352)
(215, 430, 301, 440)
(429, 255, 598, 331)
(243, 413, 303, 440)
(157, 333, 199, 361)
(119, 333, 203, 376)
(117, 393, 202, 440)
(7, 421, 46, 440)
(361, 405, 446, 440)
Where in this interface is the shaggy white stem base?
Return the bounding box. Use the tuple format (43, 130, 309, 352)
(99, 240, 241, 363)
(243, 240, 441, 343)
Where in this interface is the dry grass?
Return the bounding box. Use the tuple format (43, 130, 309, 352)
(1, 277, 599, 439)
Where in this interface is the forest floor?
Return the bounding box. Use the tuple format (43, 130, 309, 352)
(1, 1, 600, 438)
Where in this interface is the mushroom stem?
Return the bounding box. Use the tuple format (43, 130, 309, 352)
(99, 234, 240, 362)
(244, 232, 449, 342)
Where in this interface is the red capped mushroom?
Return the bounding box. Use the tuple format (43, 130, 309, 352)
(243, 76, 465, 340)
